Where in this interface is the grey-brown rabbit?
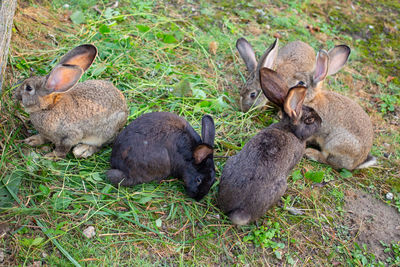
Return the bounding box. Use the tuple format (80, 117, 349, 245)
(259, 40, 375, 170)
(14, 44, 128, 159)
(218, 68, 322, 225)
(236, 37, 316, 112)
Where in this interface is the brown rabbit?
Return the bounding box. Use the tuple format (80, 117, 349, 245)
(14, 44, 128, 159)
(261, 43, 375, 170)
(218, 68, 322, 225)
(236, 37, 316, 112)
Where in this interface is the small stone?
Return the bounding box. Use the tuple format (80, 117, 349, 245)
(287, 207, 304, 216)
(0, 249, 4, 263)
(386, 192, 394, 200)
(82, 226, 96, 239)
(63, 4, 70, 9)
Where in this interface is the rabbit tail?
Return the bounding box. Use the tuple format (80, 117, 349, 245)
(229, 208, 251, 226)
(356, 154, 377, 169)
(106, 169, 133, 186)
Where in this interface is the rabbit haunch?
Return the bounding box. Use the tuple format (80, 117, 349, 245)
(107, 112, 216, 201)
(218, 68, 322, 225)
(15, 44, 128, 159)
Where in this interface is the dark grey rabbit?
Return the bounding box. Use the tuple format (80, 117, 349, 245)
(217, 68, 322, 225)
(106, 112, 216, 201)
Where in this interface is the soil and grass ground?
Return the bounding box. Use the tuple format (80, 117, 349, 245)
(1, 0, 399, 266)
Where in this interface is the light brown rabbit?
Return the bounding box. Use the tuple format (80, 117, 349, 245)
(262, 43, 375, 170)
(14, 44, 128, 159)
(236, 37, 316, 112)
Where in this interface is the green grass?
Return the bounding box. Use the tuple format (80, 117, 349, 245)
(1, 0, 399, 265)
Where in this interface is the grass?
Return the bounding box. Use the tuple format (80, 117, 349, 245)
(1, 0, 399, 265)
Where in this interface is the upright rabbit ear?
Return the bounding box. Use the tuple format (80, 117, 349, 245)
(284, 86, 307, 123)
(313, 49, 329, 85)
(236, 38, 257, 74)
(327, 45, 350, 76)
(45, 65, 84, 92)
(201, 115, 215, 147)
(58, 44, 98, 71)
(258, 38, 279, 70)
(259, 67, 288, 107)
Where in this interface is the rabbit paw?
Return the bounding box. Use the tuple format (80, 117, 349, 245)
(304, 148, 327, 164)
(24, 135, 46, 146)
(73, 144, 98, 158)
(44, 151, 63, 160)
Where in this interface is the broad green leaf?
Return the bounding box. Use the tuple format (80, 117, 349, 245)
(99, 24, 111, 34)
(340, 168, 353, 178)
(70, 11, 85, 24)
(172, 79, 192, 97)
(0, 170, 23, 208)
(291, 169, 303, 181)
(136, 25, 150, 33)
(305, 170, 324, 183)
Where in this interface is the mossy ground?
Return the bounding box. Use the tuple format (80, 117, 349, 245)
(0, 0, 399, 265)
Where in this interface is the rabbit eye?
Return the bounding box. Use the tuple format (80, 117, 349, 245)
(304, 117, 315, 124)
(250, 92, 257, 98)
(297, 81, 306, 86)
(25, 84, 33, 92)
(196, 177, 202, 185)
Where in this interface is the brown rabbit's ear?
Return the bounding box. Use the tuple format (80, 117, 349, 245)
(58, 44, 98, 71)
(258, 38, 279, 70)
(259, 67, 288, 107)
(327, 45, 350, 76)
(193, 144, 213, 164)
(236, 38, 257, 73)
(313, 49, 329, 85)
(284, 86, 307, 123)
(45, 65, 84, 92)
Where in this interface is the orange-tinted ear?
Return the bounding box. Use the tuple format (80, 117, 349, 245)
(58, 44, 97, 71)
(45, 65, 83, 92)
(284, 86, 307, 123)
(259, 67, 289, 107)
(193, 144, 213, 164)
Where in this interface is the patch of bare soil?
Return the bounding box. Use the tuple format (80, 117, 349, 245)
(344, 189, 400, 261)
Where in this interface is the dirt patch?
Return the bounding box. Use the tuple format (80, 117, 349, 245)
(344, 189, 400, 260)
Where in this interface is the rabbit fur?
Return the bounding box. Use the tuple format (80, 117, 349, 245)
(218, 68, 322, 225)
(260, 40, 375, 170)
(14, 44, 128, 159)
(236, 37, 316, 112)
(106, 112, 216, 201)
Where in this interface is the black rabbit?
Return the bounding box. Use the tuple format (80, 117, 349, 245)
(106, 112, 216, 201)
(217, 68, 322, 225)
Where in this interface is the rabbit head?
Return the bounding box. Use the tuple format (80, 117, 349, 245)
(185, 115, 216, 201)
(259, 67, 321, 140)
(15, 44, 97, 113)
(237, 38, 316, 112)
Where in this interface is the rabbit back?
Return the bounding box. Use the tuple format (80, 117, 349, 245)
(218, 127, 304, 224)
(108, 112, 201, 185)
(30, 80, 127, 147)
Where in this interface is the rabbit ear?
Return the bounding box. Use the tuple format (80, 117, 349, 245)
(327, 45, 350, 76)
(201, 115, 215, 147)
(193, 144, 213, 164)
(259, 67, 288, 107)
(58, 44, 98, 71)
(313, 50, 329, 84)
(236, 38, 257, 73)
(45, 65, 84, 92)
(258, 38, 279, 70)
(284, 86, 307, 123)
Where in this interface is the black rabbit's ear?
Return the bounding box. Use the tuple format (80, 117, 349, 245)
(284, 86, 307, 123)
(257, 38, 279, 71)
(259, 67, 288, 107)
(201, 115, 215, 147)
(236, 38, 257, 74)
(58, 44, 98, 71)
(193, 144, 213, 164)
(45, 65, 84, 93)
